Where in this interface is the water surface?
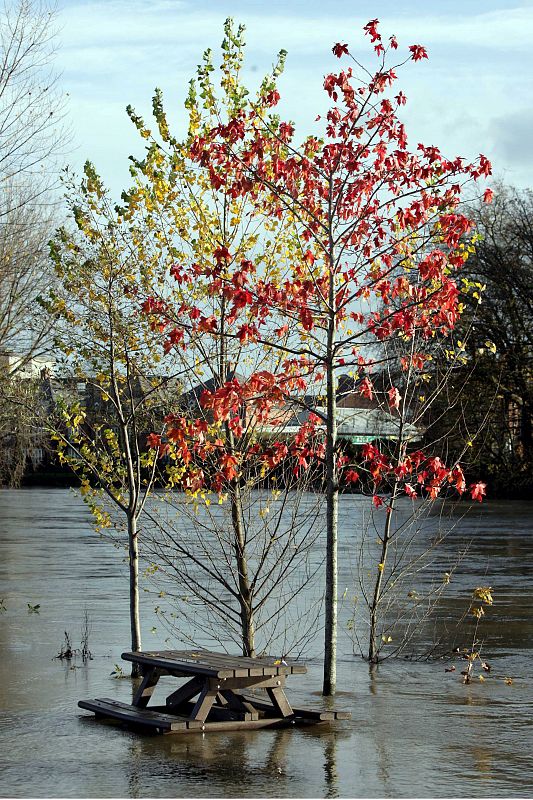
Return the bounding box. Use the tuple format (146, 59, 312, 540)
(0, 489, 531, 797)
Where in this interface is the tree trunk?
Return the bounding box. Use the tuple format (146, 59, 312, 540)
(128, 513, 142, 677)
(368, 494, 396, 663)
(230, 482, 256, 657)
(323, 334, 338, 695)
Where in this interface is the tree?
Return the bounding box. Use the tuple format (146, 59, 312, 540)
(0, 0, 67, 355)
(41, 163, 185, 674)
(117, 24, 324, 657)
(186, 19, 492, 687)
(0, 0, 66, 209)
(0, 0, 68, 484)
(426, 185, 533, 496)
(145, 449, 324, 658)
(89, 18, 492, 685)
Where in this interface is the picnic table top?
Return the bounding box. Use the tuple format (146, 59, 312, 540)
(121, 649, 308, 679)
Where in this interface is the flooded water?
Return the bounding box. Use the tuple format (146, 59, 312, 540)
(0, 488, 532, 798)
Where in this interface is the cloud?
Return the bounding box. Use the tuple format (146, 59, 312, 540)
(56, 0, 533, 195)
(490, 108, 533, 184)
(59, 2, 533, 56)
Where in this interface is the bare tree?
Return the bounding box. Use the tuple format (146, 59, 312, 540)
(0, 182, 55, 356)
(0, 0, 66, 207)
(0, 0, 68, 484)
(146, 462, 325, 659)
(0, 0, 68, 359)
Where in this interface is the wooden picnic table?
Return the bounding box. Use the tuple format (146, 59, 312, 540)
(78, 649, 351, 735)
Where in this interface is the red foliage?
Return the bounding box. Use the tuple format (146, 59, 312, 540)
(139, 18, 490, 505)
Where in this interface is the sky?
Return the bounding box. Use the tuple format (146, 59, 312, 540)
(55, 0, 533, 198)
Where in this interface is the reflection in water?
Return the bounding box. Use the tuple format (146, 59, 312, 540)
(0, 489, 532, 798)
(263, 728, 292, 776)
(127, 740, 143, 800)
(472, 745, 495, 782)
(368, 663, 379, 696)
(366, 665, 394, 798)
(323, 734, 339, 798)
(124, 727, 298, 796)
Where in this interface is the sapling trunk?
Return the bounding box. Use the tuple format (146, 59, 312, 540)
(323, 256, 338, 696)
(128, 512, 142, 677)
(368, 491, 397, 663)
(230, 481, 256, 657)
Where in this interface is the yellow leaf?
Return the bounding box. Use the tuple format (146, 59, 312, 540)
(474, 586, 493, 605)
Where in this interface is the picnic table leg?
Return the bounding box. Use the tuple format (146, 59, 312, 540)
(219, 690, 259, 720)
(266, 686, 294, 718)
(132, 667, 160, 708)
(165, 677, 203, 711)
(190, 685, 219, 723)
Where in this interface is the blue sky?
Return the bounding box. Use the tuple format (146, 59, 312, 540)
(56, 0, 533, 197)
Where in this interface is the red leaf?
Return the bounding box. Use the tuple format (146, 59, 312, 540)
(332, 42, 349, 58)
(470, 482, 487, 502)
(146, 433, 161, 450)
(409, 44, 428, 62)
(345, 469, 360, 484)
(388, 386, 401, 410)
(363, 18, 381, 43)
(359, 377, 374, 400)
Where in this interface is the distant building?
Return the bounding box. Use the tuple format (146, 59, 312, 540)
(180, 371, 422, 445)
(0, 351, 54, 379)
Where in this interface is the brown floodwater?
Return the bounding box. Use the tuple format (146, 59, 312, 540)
(0, 488, 531, 798)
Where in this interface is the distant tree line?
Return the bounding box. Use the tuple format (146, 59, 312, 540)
(426, 186, 533, 498)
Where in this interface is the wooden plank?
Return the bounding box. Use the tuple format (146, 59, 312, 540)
(194, 650, 276, 677)
(165, 677, 203, 710)
(266, 687, 294, 718)
(189, 703, 256, 723)
(151, 703, 255, 724)
(251, 654, 307, 675)
(144, 649, 246, 675)
(235, 691, 351, 721)
(122, 649, 306, 678)
(121, 651, 233, 678)
(190, 651, 249, 678)
(198, 650, 306, 676)
(208, 675, 286, 691)
(165, 702, 292, 731)
(132, 667, 160, 708)
(190, 687, 218, 722)
(78, 698, 195, 731)
(188, 717, 292, 732)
